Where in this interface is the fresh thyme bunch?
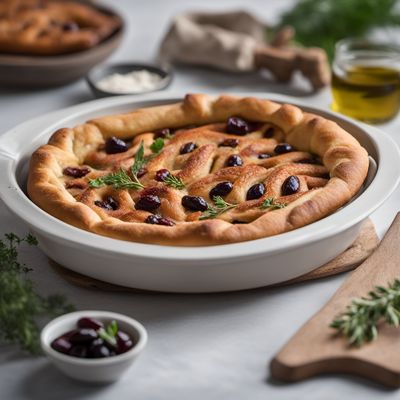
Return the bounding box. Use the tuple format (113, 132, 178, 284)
(0, 233, 74, 354)
(330, 279, 400, 346)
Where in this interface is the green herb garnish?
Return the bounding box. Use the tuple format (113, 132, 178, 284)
(98, 320, 119, 347)
(261, 197, 287, 210)
(0, 233, 74, 354)
(144, 137, 166, 163)
(89, 141, 146, 190)
(150, 137, 165, 154)
(330, 279, 400, 346)
(164, 174, 185, 190)
(89, 139, 169, 190)
(149, 137, 185, 189)
(200, 196, 237, 220)
(89, 169, 144, 190)
(108, 320, 118, 336)
(131, 140, 146, 175)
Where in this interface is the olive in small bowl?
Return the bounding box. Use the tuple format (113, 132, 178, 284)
(40, 310, 147, 383)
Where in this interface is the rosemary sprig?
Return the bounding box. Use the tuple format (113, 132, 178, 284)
(130, 140, 146, 176)
(89, 169, 144, 190)
(200, 204, 218, 220)
(89, 142, 146, 190)
(200, 196, 237, 220)
(261, 197, 287, 210)
(330, 279, 400, 346)
(89, 138, 169, 190)
(164, 174, 185, 190)
(0, 233, 75, 354)
(200, 196, 286, 220)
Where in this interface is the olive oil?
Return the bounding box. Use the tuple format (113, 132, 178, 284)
(331, 66, 400, 123)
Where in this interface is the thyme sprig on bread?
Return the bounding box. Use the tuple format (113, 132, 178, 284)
(200, 196, 237, 220)
(89, 139, 167, 190)
(261, 197, 287, 210)
(164, 174, 185, 190)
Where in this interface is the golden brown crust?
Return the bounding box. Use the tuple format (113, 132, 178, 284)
(0, 0, 121, 55)
(27, 94, 369, 246)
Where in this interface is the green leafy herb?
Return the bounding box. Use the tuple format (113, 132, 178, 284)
(89, 169, 144, 190)
(107, 320, 118, 337)
(278, 0, 400, 61)
(261, 197, 287, 210)
(89, 142, 146, 190)
(130, 141, 146, 177)
(200, 206, 218, 220)
(98, 320, 119, 347)
(200, 196, 237, 220)
(164, 174, 185, 190)
(330, 279, 400, 346)
(150, 137, 165, 154)
(0, 233, 75, 354)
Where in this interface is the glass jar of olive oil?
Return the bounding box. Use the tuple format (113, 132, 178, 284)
(331, 39, 400, 124)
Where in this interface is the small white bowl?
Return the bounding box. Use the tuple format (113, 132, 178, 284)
(40, 310, 148, 383)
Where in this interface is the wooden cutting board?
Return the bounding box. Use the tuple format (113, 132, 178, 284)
(50, 220, 379, 292)
(270, 213, 400, 387)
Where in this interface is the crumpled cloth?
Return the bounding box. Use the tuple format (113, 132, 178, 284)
(158, 11, 266, 72)
(158, 10, 330, 90)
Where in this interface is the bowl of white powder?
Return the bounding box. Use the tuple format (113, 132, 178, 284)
(86, 63, 172, 98)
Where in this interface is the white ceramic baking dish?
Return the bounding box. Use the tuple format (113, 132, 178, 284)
(0, 93, 399, 293)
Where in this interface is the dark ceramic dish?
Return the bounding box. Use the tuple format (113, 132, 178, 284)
(86, 63, 172, 98)
(0, 3, 124, 88)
